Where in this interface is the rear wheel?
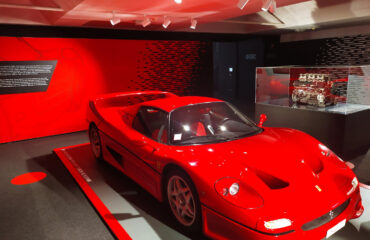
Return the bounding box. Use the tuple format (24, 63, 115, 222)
(165, 169, 202, 233)
(89, 123, 102, 160)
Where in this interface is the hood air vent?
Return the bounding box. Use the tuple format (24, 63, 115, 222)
(250, 167, 289, 190)
(305, 158, 324, 175)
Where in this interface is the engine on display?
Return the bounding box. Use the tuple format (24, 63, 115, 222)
(291, 73, 345, 107)
(291, 73, 344, 107)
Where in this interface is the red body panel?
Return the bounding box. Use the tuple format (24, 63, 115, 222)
(87, 91, 363, 239)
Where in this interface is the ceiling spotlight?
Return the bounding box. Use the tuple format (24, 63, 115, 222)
(261, 0, 274, 12)
(110, 11, 120, 26)
(190, 19, 197, 30)
(237, 0, 250, 10)
(162, 17, 171, 29)
(142, 16, 151, 27)
(174, 0, 182, 4)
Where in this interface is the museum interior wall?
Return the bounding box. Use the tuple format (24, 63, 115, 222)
(212, 39, 265, 118)
(1, 27, 368, 149)
(265, 34, 370, 66)
(0, 36, 212, 144)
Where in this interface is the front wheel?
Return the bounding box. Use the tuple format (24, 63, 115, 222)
(89, 123, 102, 160)
(166, 169, 202, 233)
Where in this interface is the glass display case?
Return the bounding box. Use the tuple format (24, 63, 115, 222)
(256, 65, 370, 114)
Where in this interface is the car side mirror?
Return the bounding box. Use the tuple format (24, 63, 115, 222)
(258, 114, 267, 127)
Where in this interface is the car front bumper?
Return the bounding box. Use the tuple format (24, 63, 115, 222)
(202, 191, 363, 240)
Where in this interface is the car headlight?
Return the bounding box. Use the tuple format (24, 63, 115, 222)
(264, 218, 292, 230)
(214, 177, 263, 209)
(229, 182, 239, 196)
(347, 177, 359, 196)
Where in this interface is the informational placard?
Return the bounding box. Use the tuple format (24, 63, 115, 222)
(347, 66, 370, 105)
(0, 60, 57, 94)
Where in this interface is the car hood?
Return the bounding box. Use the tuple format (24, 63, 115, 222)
(175, 127, 353, 222)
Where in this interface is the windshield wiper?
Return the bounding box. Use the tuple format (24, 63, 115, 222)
(179, 135, 229, 144)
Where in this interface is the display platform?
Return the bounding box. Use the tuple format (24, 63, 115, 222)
(54, 143, 204, 240)
(54, 143, 370, 240)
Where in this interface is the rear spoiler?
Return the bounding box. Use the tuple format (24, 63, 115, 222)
(92, 91, 177, 109)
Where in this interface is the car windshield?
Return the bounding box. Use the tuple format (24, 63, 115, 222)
(169, 102, 262, 145)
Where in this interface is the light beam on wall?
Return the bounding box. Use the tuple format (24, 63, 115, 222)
(142, 16, 151, 27)
(261, 0, 274, 12)
(162, 17, 171, 28)
(237, 0, 250, 10)
(174, 0, 182, 4)
(269, 0, 276, 13)
(109, 11, 120, 25)
(190, 19, 197, 29)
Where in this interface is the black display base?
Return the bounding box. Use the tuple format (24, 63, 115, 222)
(255, 103, 370, 161)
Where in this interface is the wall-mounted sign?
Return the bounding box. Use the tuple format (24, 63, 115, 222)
(0, 60, 57, 94)
(245, 53, 257, 60)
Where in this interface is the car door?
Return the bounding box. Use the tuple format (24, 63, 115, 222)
(124, 106, 169, 198)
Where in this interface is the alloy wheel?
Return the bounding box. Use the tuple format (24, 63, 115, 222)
(89, 125, 101, 159)
(167, 175, 196, 226)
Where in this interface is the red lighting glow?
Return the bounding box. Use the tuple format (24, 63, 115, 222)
(11, 172, 47, 185)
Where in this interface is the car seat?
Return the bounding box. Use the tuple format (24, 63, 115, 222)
(152, 125, 168, 143)
(190, 122, 206, 136)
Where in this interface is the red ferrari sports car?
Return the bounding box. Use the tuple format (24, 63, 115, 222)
(87, 91, 363, 240)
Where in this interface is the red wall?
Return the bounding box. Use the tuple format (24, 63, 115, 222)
(0, 37, 211, 143)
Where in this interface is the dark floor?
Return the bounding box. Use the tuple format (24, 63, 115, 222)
(0, 131, 114, 240)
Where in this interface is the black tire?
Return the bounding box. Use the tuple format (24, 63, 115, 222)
(88, 123, 103, 161)
(165, 168, 202, 233)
